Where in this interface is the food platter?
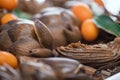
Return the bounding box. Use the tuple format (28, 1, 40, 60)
(0, 0, 120, 80)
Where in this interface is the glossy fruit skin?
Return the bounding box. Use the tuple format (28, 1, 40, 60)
(0, 51, 18, 68)
(94, 0, 104, 6)
(72, 3, 93, 22)
(1, 13, 17, 24)
(0, 0, 18, 11)
(81, 19, 98, 41)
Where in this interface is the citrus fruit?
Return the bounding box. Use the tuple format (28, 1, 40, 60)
(94, 0, 104, 6)
(72, 3, 93, 22)
(0, 51, 18, 68)
(1, 13, 18, 24)
(81, 19, 98, 41)
(0, 0, 18, 11)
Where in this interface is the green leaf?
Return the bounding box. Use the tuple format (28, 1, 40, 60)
(13, 9, 32, 19)
(93, 15, 120, 37)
